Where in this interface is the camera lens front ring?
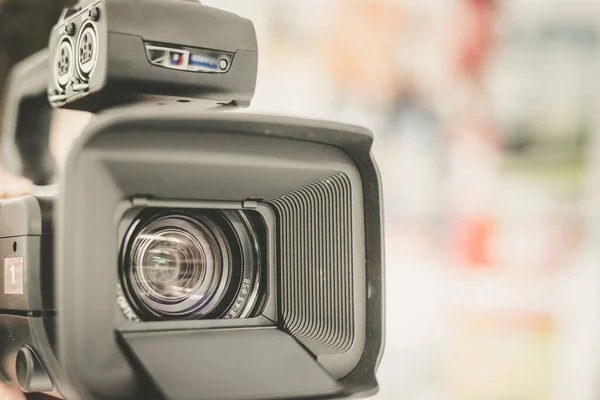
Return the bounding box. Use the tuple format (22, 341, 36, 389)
(119, 209, 261, 321)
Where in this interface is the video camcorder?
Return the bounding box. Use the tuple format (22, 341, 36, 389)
(0, 1, 384, 399)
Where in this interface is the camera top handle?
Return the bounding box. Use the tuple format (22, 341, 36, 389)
(1, 50, 55, 185)
(1, 0, 258, 184)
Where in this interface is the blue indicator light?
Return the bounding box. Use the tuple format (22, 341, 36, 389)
(189, 53, 218, 70)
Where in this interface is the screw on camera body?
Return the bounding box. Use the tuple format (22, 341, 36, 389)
(89, 7, 100, 21)
(65, 22, 75, 36)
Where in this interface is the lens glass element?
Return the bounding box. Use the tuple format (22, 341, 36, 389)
(126, 214, 228, 319)
(120, 209, 263, 321)
(135, 228, 213, 302)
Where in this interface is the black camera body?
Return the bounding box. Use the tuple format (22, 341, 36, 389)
(0, 1, 385, 399)
(0, 112, 385, 400)
(47, 0, 258, 111)
(3, 0, 258, 185)
(0, 195, 82, 399)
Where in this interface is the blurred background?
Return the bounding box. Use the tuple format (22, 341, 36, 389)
(1, 0, 599, 398)
(202, 1, 600, 399)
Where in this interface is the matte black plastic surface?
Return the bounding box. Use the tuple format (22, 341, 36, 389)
(58, 109, 383, 400)
(48, 0, 258, 111)
(16, 345, 54, 393)
(0, 315, 80, 399)
(0, 236, 52, 313)
(0, 196, 54, 312)
(269, 173, 366, 379)
(120, 328, 340, 400)
(1, 51, 55, 184)
(0, 196, 53, 237)
(0, 195, 76, 398)
(104, 1, 256, 52)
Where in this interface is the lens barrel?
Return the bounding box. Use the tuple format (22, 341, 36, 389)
(120, 209, 262, 320)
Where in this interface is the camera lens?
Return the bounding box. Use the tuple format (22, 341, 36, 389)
(129, 215, 227, 318)
(120, 210, 262, 320)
